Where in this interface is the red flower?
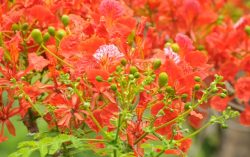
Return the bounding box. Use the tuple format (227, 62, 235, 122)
(219, 61, 238, 82)
(28, 53, 50, 71)
(185, 51, 208, 68)
(235, 77, 250, 102)
(210, 96, 230, 112)
(86, 69, 109, 89)
(0, 94, 20, 142)
(54, 95, 85, 128)
(240, 55, 250, 73)
(240, 107, 250, 126)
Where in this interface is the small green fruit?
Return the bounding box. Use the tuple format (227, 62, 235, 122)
(171, 43, 180, 53)
(158, 72, 168, 87)
(153, 59, 161, 70)
(245, 25, 250, 36)
(95, 76, 103, 82)
(61, 15, 70, 27)
(31, 29, 43, 44)
(48, 26, 56, 36)
(129, 66, 138, 74)
(43, 32, 50, 42)
(110, 84, 117, 91)
(56, 29, 66, 40)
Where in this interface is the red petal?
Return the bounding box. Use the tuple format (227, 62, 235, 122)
(5, 120, 15, 136)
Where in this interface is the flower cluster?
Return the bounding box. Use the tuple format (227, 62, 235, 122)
(0, 0, 245, 157)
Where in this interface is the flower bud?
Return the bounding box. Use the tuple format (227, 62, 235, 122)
(194, 76, 201, 82)
(153, 59, 161, 70)
(56, 29, 66, 40)
(158, 72, 168, 87)
(219, 93, 227, 98)
(129, 66, 138, 74)
(245, 25, 250, 36)
(43, 32, 50, 42)
(95, 75, 103, 82)
(194, 84, 200, 90)
(171, 43, 180, 53)
(120, 58, 127, 66)
(134, 72, 140, 78)
(48, 26, 55, 36)
(61, 14, 70, 27)
(31, 29, 43, 44)
(110, 84, 117, 91)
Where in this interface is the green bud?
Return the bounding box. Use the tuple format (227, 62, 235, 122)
(194, 84, 200, 90)
(21, 23, 29, 31)
(110, 84, 117, 91)
(95, 75, 103, 82)
(194, 76, 201, 82)
(134, 72, 140, 78)
(219, 93, 227, 98)
(48, 26, 56, 36)
(128, 74, 134, 80)
(116, 66, 122, 72)
(184, 102, 192, 110)
(56, 29, 66, 40)
(43, 32, 50, 42)
(61, 15, 70, 26)
(108, 77, 113, 82)
(120, 58, 127, 66)
(181, 94, 188, 99)
(153, 59, 161, 70)
(166, 86, 174, 93)
(158, 72, 168, 87)
(245, 25, 250, 36)
(31, 29, 43, 44)
(171, 43, 180, 53)
(130, 66, 138, 74)
(211, 87, 218, 93)
(12, 23, 19, 31)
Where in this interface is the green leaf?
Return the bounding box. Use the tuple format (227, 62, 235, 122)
(31, 73, 41, 85)
(39, 145, 48, 157)
(2, 90, 8, 106)
(48, 142, 60, 155)
(34, 103, 46, 116)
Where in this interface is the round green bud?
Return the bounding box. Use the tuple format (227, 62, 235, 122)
(43, 32, 50, 42)
(184, 102, 192, 110)
(245, 25, 250, 36)
(110, 84, 117, 91)
(56, 29, 66, 40)
(158, 72, 168, 87)
(164, 42, 171, 48)
(48, 26, 55, 36)
(211, 87, 218, 93)
(120, 58, 127, 66)
(197, 45, 205, 51)
(194, 84, 200, 90)
(134, 72, 140, 78)
(31, 29, 43, 44)
(128, 74, 134, 80)
(171, 43, 180, 53)
(219, 93, 227, 98)
(129, 66, 138, 74)
(181, 93, 188, 99)
(166, 86, 174, 93)
(21, 23, 29, 31)
(153, 59, 161, 70)
(194, 76, 201, 82)
(95, 75, 103, 82)
(61, 14, 70, 27)
(108, 77, 113, 82)
(116, 65, 122, 72)
(12, 23, 19, 31)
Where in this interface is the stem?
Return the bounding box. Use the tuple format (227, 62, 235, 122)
(41, 44, 73, 68)
(177, 122, 211, 143)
